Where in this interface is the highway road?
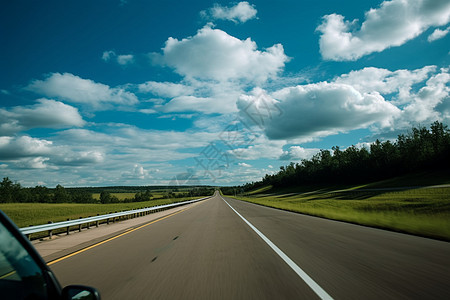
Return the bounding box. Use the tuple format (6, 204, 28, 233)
(49, 192, 450, 299)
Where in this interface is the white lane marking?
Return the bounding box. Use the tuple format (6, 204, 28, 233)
(221, 196, 334, 300)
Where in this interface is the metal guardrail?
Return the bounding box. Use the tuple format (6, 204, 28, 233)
(20, 197, 210, 239)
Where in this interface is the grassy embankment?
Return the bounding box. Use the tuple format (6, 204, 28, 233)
(0, 196, 200, 229)
(224, 172, 450, 241)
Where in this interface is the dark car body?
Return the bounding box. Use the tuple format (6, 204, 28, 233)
(0, 210, 100, 300)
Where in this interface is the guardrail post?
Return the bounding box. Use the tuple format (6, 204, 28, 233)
(78, 217, 82, 232)
(87, 216, 91, 229)
(66, 219, 70, 235)
(96, 214, 99, 227)
(26, 225, 32, 240)
(48, 221, 53, 239)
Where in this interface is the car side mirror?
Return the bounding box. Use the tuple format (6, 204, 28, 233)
(61, 285, 101, 300)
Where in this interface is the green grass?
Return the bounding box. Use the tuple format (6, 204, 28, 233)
(227, 186, 450, 241)
(247, 186, 273, 195)
(0, 197, 200, 228)
(91, 193, 167, 200)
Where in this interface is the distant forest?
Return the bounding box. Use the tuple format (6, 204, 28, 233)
(223, 121, 450, 194)
(0, 181, 215, 204)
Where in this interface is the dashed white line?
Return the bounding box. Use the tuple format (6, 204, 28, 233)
(221, 195, 334, 300)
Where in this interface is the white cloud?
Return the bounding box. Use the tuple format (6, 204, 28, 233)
(143, 79, 244, 115)
(428, 26, 450, 41)
(0, 134, 105, 170)
(138, 81, 195, 98)
(279, 146, 320, 161)
(102, 50, 115, 61)
(102, 51, 135, 65)
(55, 129, 114, 145)
(53, 151, 105, 166)
(139, 108, 157, 114)
(27, 73, 138, 109)
(155, 26, 288, 82)
(0, 99, 85, 136)
(121, 164, 149, 180)
(201, 2, 257, 24)
(163, 96, 225, 114)
(56, 126, 218, 154)
(334, 66, 450, 131)
(163, 94, 238, 114)
(230, 136, 286, 160)
(0, 136, 53, 160)
(15, 157, 50, 169)
(238, 162, 252, 167)
(400, 68, 449, 125)
(117, 54, 134, 65)
(142, 27, 288, 115)
(317, 0, 450, 61)
(238, 83, 401, 140)
(335, 66, 435, 99)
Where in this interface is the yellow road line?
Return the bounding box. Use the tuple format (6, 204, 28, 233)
(48, 205, 195, 266)
(0, 270, 16, 280)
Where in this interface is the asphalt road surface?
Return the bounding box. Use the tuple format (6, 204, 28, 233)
(49, 192, 450, 299)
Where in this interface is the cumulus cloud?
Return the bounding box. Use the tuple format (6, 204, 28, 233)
(336, 67, 450, 129)
(117, 54, 134, 65)
(317, 0, 450, 61)
(236, 66, 449, 142)
(53, 151, 105, 166)
(229, 136, 286, 160)
(121, 164, 150, 179)
(140, 78, 246, 115)
(0, 99, 85, 136)
(27, 73, 138, 109)
(400, 68, 449, 125)
(428, 26, 450, 41)
(335, 66, 436, 100)
(102, 50, 115, 61)
(0, 134, 105, 170)
(279, 146, 320, 161)
(138, 81, 195, 98)
(0, 136, 53, 160)
(161, 82, 241, 115)
(142, 26, 288, 115)
(163, 95, 236, 114)
(139, 108, 157, 115)
(15, 157, 50, 169)
(102, 50, 135, 65)
(153, 26, 288, 82)
(238, 162, 252, 167)
(57, 126, 217, 154)
(201, 2, 257, 24)
(238, 83, 400, 140)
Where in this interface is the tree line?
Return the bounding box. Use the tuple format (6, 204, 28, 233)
(224, 121, 450, 193)
(0, 179, 215, 204)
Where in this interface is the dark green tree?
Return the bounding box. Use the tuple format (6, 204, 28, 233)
(100, 191, 112, 204)
(53, 184, 71, 203)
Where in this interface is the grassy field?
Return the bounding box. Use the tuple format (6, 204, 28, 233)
(91, 193, 166, 200)
(92, 193, 136, 201)
(0, 196, 200, 228)
(225, 184, 450, 241)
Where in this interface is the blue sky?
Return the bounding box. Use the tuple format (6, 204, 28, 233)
(1, 0, 449, 187)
